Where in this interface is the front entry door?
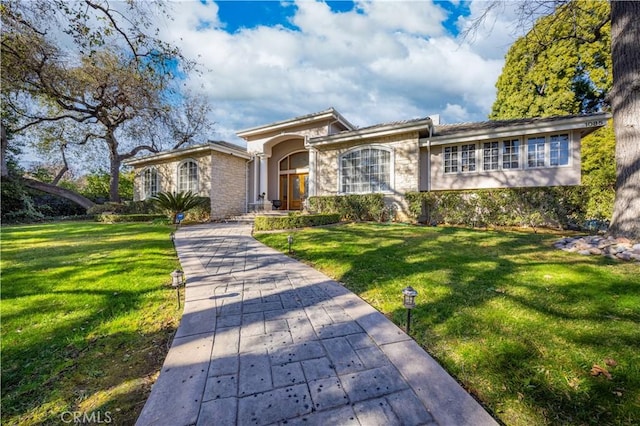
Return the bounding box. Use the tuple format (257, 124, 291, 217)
(288, 173, 308, 210)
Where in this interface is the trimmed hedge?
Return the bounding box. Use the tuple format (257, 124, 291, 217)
(96, 214, 168, 223)
(254, 214, 341, 231)
(405, 187, 587, 230)
(308, 194, 387, 222)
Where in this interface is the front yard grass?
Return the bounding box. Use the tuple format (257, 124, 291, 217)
(255, 223, 640, 426)
(1, 222, 182, 425)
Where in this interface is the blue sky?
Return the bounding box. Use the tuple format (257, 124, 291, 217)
(157, 0, 525, 144)
(215, 1, 472, 36)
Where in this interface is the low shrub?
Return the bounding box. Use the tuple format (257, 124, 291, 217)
(405, 186, 587, 230)
(308, 194, 386, 222)
(96, 214, 168, 223)
(254, 213, 341, 231)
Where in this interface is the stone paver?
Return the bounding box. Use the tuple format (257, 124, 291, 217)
(136, 223, 497, 426)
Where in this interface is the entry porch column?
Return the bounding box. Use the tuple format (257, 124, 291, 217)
(259, 154, 270, 209)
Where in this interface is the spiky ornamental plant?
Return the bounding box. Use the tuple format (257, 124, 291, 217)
(150, 191, 206, 224)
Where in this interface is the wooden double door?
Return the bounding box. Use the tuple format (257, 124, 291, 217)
(279, 173, 308, 210)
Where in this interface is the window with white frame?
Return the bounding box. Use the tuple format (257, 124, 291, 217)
(550, 134, 569, 166)
(483, 142, 499, 171)
(177, 160, 198, 192)
(444, 146, 458, 173)
(143, 167, 159, 198)
(502, 140, 520, 169)
(340, 147, 391, 193)
(527, 137, 546, 168)
(443, 134, 569, 174)
(461, 144, 477, 172)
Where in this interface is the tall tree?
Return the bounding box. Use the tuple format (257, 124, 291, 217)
(489, 0, 615, 220)
(472, 0, 639, 239)
(608, 1, 640, 239)
(1, 0, 210, 203)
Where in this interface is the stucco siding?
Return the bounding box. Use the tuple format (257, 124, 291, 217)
(428, 130, 582, 191)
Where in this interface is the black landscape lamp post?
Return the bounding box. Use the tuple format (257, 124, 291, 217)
(288, 234, 293, 254)
(171, 269, 184, 309)
(402, 286, 418, 334)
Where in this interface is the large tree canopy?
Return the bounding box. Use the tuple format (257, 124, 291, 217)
(1, 0, 211, 203)
(490, 1, 611, 119)
(482, 0, 639, 239)
(490, 0, 615, 220)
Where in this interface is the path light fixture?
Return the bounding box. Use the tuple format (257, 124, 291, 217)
(402, 286, 418, 334)
(171, 269, 184, 309)
(287, 234, 293, 254)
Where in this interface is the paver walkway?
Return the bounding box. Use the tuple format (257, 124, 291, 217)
(136, 223, 497, 426)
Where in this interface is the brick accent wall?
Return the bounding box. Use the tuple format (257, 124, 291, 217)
(210, 151, 248, 220)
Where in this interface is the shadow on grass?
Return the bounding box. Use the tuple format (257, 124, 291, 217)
(259, 223, 640, 425)
(1, 222, 180, 425)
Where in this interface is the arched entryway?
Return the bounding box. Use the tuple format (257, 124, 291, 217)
(278, 151, 309, 210)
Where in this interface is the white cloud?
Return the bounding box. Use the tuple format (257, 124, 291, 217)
(159, 0, 523, 143)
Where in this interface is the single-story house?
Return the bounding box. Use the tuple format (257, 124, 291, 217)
(124, 108, 609, 220)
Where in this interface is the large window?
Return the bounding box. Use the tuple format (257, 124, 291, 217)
(340, 147, 391, 193)
(143, 167, 159, 199)
(177, 160, 198, 192)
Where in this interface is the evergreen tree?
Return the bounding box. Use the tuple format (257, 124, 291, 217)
(490, 0, 616, 221)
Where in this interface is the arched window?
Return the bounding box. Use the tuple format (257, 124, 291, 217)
(177, 160, 198, 193)
(142, 167, 159, 199)
(340, 147, 391, 194)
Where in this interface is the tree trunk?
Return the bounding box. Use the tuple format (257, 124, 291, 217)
(22, 177, 96, 210)
(109, 157, 121, 203)
(106, 131, 121, 203)
(608, 1, 640, 240)
(1, 124, 8, 178)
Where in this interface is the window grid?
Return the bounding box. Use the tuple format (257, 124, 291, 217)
(461, 144, 476, 172)
(341, 148, 390, 194)
(178, 160, 198, 192)
(143, 167, 159, 198)
(443, 134, 568, 175)
(527, 137, 546, 168)
(444, 146, 458, 173)
(483, 142, 499, 171)
(502, 140, 520, 169)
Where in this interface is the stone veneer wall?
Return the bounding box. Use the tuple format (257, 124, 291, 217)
(314, 131, 420, 221)
(132, 153, 212, 201)
(209, 151, 248, 220)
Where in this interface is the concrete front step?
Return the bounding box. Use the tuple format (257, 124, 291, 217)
(227, 211, 292, 223)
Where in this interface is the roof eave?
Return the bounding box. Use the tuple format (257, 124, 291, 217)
(123, 143, 251, 167)
(420, 113, 610, 146)
(236, 108, 351, 138)
(307, 118, 433, 147)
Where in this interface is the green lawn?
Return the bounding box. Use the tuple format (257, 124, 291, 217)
(255, 223, 640, 426)
(1, 222, 182, 425)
